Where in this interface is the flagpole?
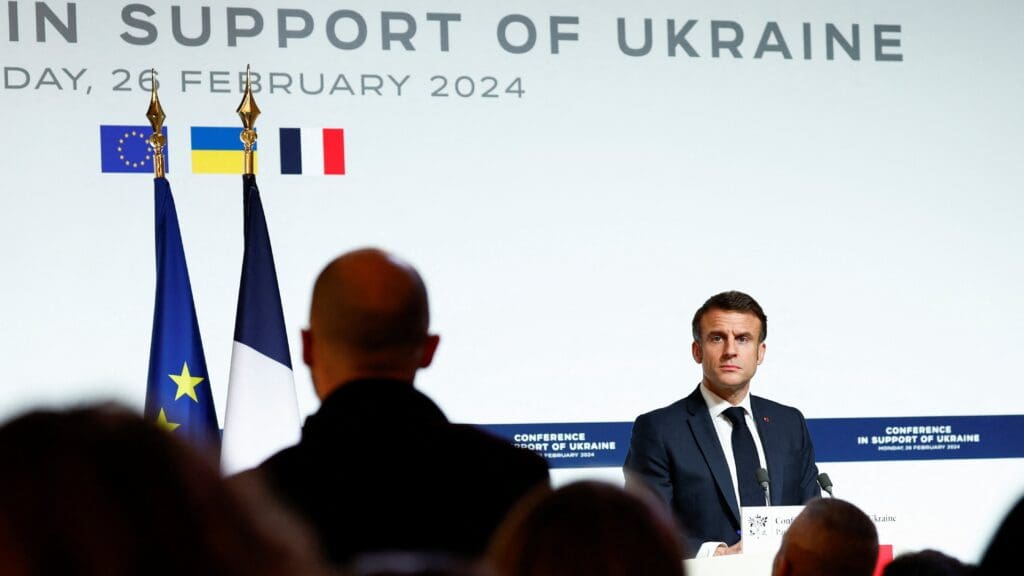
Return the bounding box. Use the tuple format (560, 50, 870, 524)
(237, 65, 260, 176)
(222, 63, 302, 473)
(146, 69, 166, 179)
(142, 71, 222, 452)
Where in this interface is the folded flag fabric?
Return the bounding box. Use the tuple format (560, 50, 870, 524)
(221, 174, 301, 474)
(144, 177, 220, 454)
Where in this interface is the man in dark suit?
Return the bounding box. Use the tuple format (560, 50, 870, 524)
(624, 291, 820, 558)
(252, 248, 550, 566)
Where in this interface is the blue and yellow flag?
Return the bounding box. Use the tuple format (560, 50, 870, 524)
(100, 125, 170, 173)
(144, 177, 220, 453)
(191, 126, 257, 174)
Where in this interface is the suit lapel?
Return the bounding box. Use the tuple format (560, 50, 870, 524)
(685, 388, 741, 525)
(751, 397, 782, 505)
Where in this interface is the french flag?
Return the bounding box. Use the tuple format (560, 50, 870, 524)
(279, 127, 345, 175)
(221, 174, 302, 474)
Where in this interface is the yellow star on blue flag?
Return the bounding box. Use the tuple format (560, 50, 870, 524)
(156, 408, 181, 432)
(169, 362, 205, 402)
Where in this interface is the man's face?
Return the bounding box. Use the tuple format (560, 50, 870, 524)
(692, 308, 766, 402)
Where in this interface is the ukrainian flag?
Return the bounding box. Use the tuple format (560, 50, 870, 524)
(191, 127, 258, 174)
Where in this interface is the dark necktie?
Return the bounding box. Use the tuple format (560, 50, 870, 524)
(724, 406, 765, 507)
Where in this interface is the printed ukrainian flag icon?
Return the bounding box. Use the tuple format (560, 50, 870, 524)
(191, 126, 257, 174)
(100, 125, 168, 173)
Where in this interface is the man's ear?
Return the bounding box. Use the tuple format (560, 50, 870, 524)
(302, 328, 314, 368)
(418, 334, 441, 368)
(692, 340, 703, 363)
(757, 341, 766, 365)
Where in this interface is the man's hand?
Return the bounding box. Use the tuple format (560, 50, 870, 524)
(713, 541, 743, 556)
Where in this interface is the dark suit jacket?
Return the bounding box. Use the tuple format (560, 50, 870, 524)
(624, 385, 820, 556)
(251, 379, 550, 566)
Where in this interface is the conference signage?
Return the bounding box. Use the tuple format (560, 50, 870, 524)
(5, 3, 905, 96)
(482, 416, 1024, 469)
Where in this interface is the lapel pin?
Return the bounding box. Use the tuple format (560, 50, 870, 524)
(763, 416, 770, 424)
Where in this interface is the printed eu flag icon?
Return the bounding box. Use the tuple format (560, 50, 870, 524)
(144, 177, 220, 453)
(100, 125, 169, 173)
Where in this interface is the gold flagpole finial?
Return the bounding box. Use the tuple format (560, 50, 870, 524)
(146, 70, 167, 178)
(236, 64, 260, 176)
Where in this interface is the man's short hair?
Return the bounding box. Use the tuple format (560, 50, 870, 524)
(310, 249, 431, 356)
(883, 549, 973, 576)
(780, 498, 879, 576)
(691, 291, 768, 343)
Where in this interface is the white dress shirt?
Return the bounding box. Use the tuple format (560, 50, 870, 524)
(694, 382, 769, 558)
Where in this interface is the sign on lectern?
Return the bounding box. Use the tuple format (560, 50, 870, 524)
(741, 504, 902, 557)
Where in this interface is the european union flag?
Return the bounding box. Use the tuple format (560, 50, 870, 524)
(144, 177, 220, 454)
(100, 125, 169, 174)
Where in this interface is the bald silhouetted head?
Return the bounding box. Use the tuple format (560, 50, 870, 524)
(773, 498, 879, 576)
(303, 248, 439, 398)
(487, 481, 686, 576)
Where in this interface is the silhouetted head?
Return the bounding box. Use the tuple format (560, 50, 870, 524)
(979, 495, 1024, 575)
(304, 248, 439, 398)
(350, 551, 493, 576)
(773, 498, 878, 576)
(0, 404, 327, 575)
(487, 481, 685, 576)
(884, 549, 975, 576)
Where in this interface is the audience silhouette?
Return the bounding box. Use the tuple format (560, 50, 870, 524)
(247, 248, 549, 566)
(772, 498, 878, 576)
(487, 480, 686, 576)
(0, 404, 327, 575)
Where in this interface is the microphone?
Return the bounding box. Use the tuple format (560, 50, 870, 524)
(756, 468, 771, 506)
(817, 473, 834, 497)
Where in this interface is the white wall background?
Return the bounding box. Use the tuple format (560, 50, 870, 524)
(2, 0, 1023, 562)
